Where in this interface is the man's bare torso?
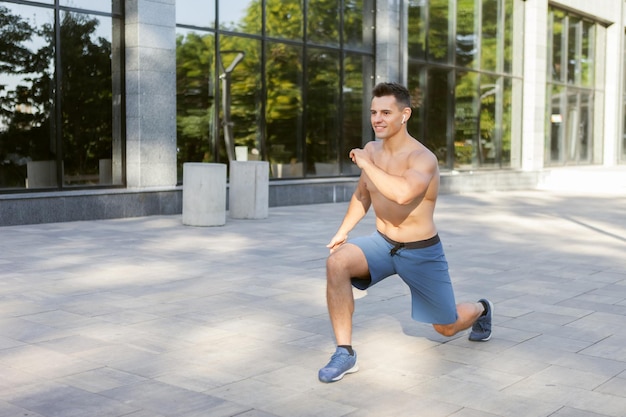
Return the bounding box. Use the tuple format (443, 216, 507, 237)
(362, 140, 439, 243)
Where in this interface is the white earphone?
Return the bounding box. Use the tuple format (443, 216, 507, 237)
(401, 115, 406, 124)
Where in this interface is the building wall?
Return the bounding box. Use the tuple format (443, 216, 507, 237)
(1, 0, 625, 226)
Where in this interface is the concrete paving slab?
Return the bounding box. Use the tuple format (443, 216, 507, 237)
(1, 190, 626, 416)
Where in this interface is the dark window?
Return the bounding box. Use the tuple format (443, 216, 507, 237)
(0, 2, 123, 191)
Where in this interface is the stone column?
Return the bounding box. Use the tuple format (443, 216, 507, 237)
(375, 1, 402, 83)
(521, 0, 549, 171)
(125, 0, 177, 188)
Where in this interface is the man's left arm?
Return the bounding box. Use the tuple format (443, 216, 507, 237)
(358, 151, 436, 205)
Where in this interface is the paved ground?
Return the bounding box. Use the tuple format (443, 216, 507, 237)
(1, 189, 626, 417)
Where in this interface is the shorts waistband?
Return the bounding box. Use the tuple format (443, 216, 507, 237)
(377, 231, 440, 256)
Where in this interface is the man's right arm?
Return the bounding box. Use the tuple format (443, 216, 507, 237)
(327, 178, 371, 252)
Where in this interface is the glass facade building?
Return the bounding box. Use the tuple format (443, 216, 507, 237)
(1, 0, 625, 225)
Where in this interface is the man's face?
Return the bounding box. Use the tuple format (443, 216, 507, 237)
(370, 95, 406, 139)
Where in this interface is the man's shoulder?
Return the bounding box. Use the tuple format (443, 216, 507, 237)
(408, 142, 437, 163)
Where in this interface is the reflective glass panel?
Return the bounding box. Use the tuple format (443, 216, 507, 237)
(426, 68, 451, 167)
(59, 0, 118, 13)
(218, 36, 262, 162)
(456, 0, 477, 68)
(175, 29, 217, 182)
(567, 16, 580, 84)
(60, 11, 121, 186)
(454, 71, 478, 168)
(266, 42, 303, 178)
(306, 48, 340, 176)
(177, 0, 216, 28)
(480, 0, 498, 71)
(564, 91, 592, 163)
(551, 9, 565, 82)
(266, 0, 303, 40)
(218, 0, 261, 34)
(307, 0, 340, 47)
(406, 62, 424, 146)
(428, 0, 450, 63)
(478, 74, 498, 166)
(503, 0, 513, 74)
(578, 91, 592, 162)
(547, 84, 565, 164)
(0, 4, 55, 189)
(344, 0, 374, 51)
(580, 21, 594, 87)
(342, 53, 373, 175)
(407, 0, 426, 59)
(501, 77, 514, 167)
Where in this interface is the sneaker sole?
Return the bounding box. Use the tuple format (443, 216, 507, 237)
(323, 363, 359, 383)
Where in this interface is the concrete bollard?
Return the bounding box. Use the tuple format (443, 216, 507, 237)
(182, 162, 227, 226)
(229, 161, 269, 219)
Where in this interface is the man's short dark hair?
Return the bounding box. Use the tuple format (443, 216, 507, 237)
(372, 82, 411, 109)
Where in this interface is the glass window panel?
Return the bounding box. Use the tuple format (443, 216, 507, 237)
(567, 16, 580, 84)
(480, 0, 498, 71)
(503, 0, 513, 74)
(60, 11, 118, 186)
(563, 90, 593, 164)
(265, 42, 303, 178)
(342, 53, 373, 175)
(218, 0, 261, 34)
(177, 0, 216, 28)
(407, 62, 424, 147)
(428, 0, 450, 63)
(59, 0, 117, 13)
(176, 29, 217, 182)
(426, 68, 452, 167)
(306, 48, 340, 176)
(266, 0, 303, 40)
(580, 20, 594, 87)
(478, 74, 498, 166)
(456, 0, 478, 68)
(307, 0, 340, 46)
(501, 77, 513, 167)
(454, 71, 478, 169)
(407, 0, 426, 60)
(0, 4, 55, 189)
(550, 9, 565, 82)
(344, 0, 374, 51)
(218, 36, 262, 163)
(578, 91, 592, 162)
(546, 84, 565, 164)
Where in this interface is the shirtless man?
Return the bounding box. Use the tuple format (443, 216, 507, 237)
(318, 82, 492, 383)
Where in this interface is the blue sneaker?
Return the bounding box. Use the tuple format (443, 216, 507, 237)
(469, 299, 493, 341)
(318, 347, 358, 383)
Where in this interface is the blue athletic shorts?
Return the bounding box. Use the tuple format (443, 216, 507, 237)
(349, 231, 458, 325)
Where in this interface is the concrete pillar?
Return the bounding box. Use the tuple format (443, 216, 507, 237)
(229, 161, 269, 219)
(521, 0, 549, 171)
(125, 0, 177, 188)
(182, 163, 227, 226)
(375, 1, 402, 83)
(26, 161, 57, 188)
